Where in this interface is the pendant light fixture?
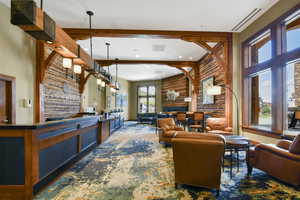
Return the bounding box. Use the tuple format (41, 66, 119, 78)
(86, 10, 95, 71)
(74, 64, 82, 74)
(106, 42, 111, 81)
(63, 58, 72, 69)
(115, 58, 120, 91)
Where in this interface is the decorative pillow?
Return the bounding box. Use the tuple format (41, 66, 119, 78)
(289, 134, 300, 154)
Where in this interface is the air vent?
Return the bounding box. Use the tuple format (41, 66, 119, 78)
(232, 8, 262, 32)
(152, 44, 166, 52)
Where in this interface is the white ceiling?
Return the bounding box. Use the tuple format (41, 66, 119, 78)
(0, 0, 279, 32)
(109, 64, 184, 81)
(0, 0, 279, 81)
(77, 37, 206, 61)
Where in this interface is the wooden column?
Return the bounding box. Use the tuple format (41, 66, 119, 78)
(35, 41, 45, 123)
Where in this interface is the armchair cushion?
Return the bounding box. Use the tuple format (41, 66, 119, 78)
(289, 135, 300, 155)
(224, 127, 233, 132)
(277, 140, 292, 150)
(257, 144, 300, 162)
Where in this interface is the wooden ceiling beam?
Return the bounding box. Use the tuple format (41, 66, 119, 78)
(64, 28, 231, 41)
(96, 60, 197, 67)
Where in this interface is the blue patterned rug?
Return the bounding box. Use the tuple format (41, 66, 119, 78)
(34, 122, 300, 200)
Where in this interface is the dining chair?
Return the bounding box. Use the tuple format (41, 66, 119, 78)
(189, 112, 205, 132)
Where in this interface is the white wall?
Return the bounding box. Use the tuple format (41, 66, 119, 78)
(0, 3, 36, 124)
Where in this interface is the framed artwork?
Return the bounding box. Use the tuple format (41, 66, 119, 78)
(202, 76, 214, 104)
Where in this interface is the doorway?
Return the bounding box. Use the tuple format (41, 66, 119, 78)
(0, 74, 16, 124)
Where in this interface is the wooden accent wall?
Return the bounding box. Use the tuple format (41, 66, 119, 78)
(197, 45, 226, 117)
(43, 47, 81, 119)
(162, 74, 189, 108)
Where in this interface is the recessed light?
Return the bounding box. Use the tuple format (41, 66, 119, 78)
(178, 56, 183, 59)
(135, 55, 140, 58)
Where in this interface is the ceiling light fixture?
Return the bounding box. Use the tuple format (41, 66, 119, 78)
(178, 56, 182, 59)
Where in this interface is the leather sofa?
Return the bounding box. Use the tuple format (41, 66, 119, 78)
(171, 133, 225, 195)
(247, 135, 300, 187)
(206, 118, 233, 136)
(157, 118, 185, 143)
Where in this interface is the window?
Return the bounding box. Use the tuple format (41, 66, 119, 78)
(138, 86, 156, 113)
(286, 11, 300, 52)
(251, 70, 272, 129)
(242, 7, 300, 135)
(249, 31, 272, 65)
(285, 59, 300, 135)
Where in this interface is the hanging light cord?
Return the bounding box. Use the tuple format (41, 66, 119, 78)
(41, 0, 43, 10)
(106, 43, 111, 75)
(86, 11, 94, 70)
(115, 58, 118, 86)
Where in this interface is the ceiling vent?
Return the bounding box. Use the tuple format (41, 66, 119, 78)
(232, 8, 262, 32)
(152, 44, 166, 52)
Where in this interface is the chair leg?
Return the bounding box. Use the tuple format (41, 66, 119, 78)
(247, 165, 253, 177)
(216, 189, 220, 197)
(175, 183, 178, 189)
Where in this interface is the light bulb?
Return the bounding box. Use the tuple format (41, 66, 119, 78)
(63, 58, 72, 69)
(101, 81, 106, 87)
(97, 79, 102, 85)
(74, 65, 82, 74)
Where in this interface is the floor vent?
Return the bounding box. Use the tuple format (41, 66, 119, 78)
(232, 8, 262, 32)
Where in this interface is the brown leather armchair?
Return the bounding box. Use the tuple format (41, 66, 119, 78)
(206, 118, 233, 136)
(247, 136, 300, 187)
(157, 118, 185, 143)
(171, 133, 225, 195)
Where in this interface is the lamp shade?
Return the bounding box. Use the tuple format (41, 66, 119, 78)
(97, 79, 102, 85)
(207, 86, 222, 95)
(63, 58, 72, 69)
(74, 65, 82, 74)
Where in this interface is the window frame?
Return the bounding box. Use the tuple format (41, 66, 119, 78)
(242, 4, 300, 136)
(137, 85, 156, 113)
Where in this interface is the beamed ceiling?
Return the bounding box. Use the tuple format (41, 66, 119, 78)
(0, 0, 279, 81)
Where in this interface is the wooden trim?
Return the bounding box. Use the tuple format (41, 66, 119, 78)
(41, 50, 58, 83)
(64, 28, 231, 41)
(0, 73, 16, 124)
(38, 125, 98, 150)
(242, 126, 282, 139)
(35, 41, 45, 123)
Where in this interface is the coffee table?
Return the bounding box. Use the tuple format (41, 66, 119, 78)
(223, 136, 250, 178)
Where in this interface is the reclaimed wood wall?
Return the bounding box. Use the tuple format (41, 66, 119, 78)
(162, 74, 189, 108)
(197, 45, 226, 117)
(43, 47, 81, 119)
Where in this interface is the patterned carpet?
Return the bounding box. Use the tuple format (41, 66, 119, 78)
(35, 122, 300, 200)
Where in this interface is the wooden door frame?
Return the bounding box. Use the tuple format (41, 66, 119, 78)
(0, 73, 16, 124)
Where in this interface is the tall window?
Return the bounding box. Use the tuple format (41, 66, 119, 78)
(250, 70, 272, 129)
(138, 86, 156, 113)
(243, 7, 300, 135)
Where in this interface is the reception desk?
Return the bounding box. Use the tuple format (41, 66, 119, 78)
(0, 115, 123, 200)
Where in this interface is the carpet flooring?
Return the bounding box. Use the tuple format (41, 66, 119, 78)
(34, 122, 300, 200)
